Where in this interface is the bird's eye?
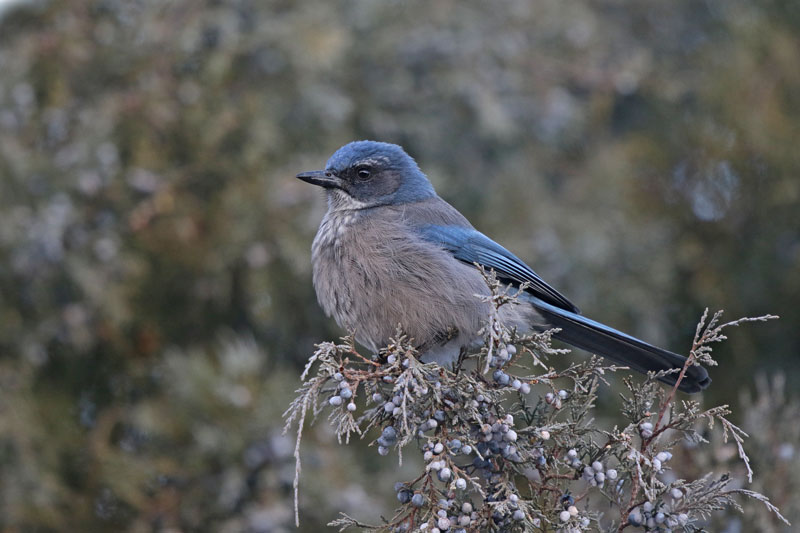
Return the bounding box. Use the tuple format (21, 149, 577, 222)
(356, 167, 371, 180)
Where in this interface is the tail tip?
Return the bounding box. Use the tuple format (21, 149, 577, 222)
(678, 372, 712, 394)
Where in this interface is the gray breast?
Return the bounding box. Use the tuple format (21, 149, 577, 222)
(310, 205, 541, 357)
(311, 211, 361, 336)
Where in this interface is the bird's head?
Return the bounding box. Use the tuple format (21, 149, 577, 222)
(296, 141, 436, 210)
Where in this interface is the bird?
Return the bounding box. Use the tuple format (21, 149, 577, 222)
(296, 140, 710, 393)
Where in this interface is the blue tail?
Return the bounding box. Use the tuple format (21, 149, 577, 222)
(522, 294, 711, 393)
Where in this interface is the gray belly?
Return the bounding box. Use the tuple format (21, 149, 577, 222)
(310, 211, 540, 356)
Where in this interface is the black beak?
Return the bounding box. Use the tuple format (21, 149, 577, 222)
(296, 170, 342, 189)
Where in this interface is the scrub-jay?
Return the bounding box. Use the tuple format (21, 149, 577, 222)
(297, 141, 710, 393)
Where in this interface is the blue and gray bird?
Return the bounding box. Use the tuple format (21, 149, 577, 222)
(297, 141, 710, 393)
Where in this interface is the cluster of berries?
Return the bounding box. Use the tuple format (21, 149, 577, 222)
(472, 413, 522, 473)
(556, 494, 591, 530)
(580, 458, 618, 488)
(544, 389, 569, 409)
(327, 372, 357, 411)
(489, 344, 533, 394)
(486, 491, 528, 530)
(490, 343, 517, 367)
(322, 341, 607, 532)
(628, 498, 689, 531)
(393, 486, 481, 532)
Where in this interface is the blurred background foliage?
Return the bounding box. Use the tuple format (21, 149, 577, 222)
(0, 0, 797, 531)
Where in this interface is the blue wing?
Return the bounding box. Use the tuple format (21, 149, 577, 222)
(417, 224, 580, 313)
(416, 224, 710, 393)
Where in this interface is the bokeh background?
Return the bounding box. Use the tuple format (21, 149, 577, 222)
(0, 0, 798, 531)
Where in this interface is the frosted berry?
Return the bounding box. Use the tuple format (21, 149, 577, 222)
(568, 505, 578, 517)
(567, 449, 578, 459)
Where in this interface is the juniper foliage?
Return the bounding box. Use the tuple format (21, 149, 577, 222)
(285, 271, 786, 532)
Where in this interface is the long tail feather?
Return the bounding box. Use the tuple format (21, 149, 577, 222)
(524, 295, 711, 393)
